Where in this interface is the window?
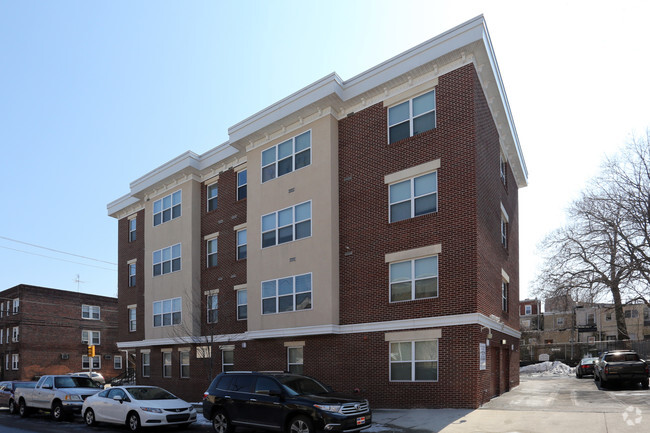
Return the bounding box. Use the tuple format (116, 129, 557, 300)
(142, 352, 151, 377)
(237, 229, 247, 260)
(11, 354, 18, 371)
(180, 350, 190, 378)
(82, 330, 101, 345)
(222, 349, 234, 372)
(390, 340, 438, 381)
(82, 355, 100, 370)
(11, 327, 18, 343)
(287, 347, 304, 374)
(128, 263, 136, 287)
(5, 328, 8, 344)
(525, 305, 532, 315)
(262, 273, 312, 315)
(500, 153, 507, 187)
(501, 204, 509, 249)
(262, 201, 311, 248)
(207, 183, 218, 212)
(237, 290, 247, 320)
(1, 303, 3, 317)
(388, 90, 436, 144)
(129, 307, 136, 332)
(4, 355, 8, 371)
(237, 170, 247, 200)
(12, 299, 19, 314)
(390, 256, 438, 302)
(153, 190, 181, 226)
(262, 130, 311, 182)
(153, 298, 181, 327)
(129, 217, 137, 242)
(556, 317, 565, 326)
(197, 346, 211, 359)
(207, 238, 218, 267)
(82, 305, 100, 320)
(153, 244, 181, 276)
(162, 352, 172, 378)
(389, 172, 437, 223)
(114, 355, 123, 370)
(587, 313, 596, 325)
(606, 312, 612, 321)
(625, 309, 639, 319)
(1, 329, 3, 345)
(502, 280, 508, 312)
(207, 294, 218, 324)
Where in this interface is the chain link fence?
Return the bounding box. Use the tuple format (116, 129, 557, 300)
(521, 340, 650, 366)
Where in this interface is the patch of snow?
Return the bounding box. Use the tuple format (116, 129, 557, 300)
(520, 361, 575, 376)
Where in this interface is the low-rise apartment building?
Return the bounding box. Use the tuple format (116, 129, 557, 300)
(108, 16, 527, 408)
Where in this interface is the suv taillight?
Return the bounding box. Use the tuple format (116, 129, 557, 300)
(203, 391, 209, 400)
(604, 366, 609, 374)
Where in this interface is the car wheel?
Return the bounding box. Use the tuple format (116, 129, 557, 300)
(600, 378, 608, 389)
(51, 401, 64, 421)
(127, 412, 141, 432)
(8, 399, 17, 414)
(576, 371, 581, 379)
(642, 379, 649, 389)
(289, 415, 314, 433)
(212, 410, 233, 433)
(85, 408, 96, 426)
(18, 400, 29, 418)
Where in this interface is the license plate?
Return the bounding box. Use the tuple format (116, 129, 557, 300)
(356, 417, 366, 426)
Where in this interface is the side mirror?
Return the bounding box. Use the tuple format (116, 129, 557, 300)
(112, 395, 123, 403)
(269, 389, 282, 397)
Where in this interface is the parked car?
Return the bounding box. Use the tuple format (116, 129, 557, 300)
(594, 350, 649, 388)
(15, 375, 102, 421)
(0, 381, 36, 414)
(575, 357, 598, 378)
(203, 371, 371, 433)
(69, 371, 105, 385)
(82, 385, 197, 431)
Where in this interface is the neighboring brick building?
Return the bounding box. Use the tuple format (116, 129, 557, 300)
(108, 16, 527, 408)
(0, 285, 119, 381)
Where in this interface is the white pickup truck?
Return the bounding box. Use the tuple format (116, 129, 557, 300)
(15, 374, 103, 421)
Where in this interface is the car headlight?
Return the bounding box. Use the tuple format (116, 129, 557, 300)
(314, 404, 342, 413)
(64, 394, 83, 401)
(140, 407, 163, 413)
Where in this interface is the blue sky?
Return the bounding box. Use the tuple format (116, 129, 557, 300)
(1, 0, 649, 300)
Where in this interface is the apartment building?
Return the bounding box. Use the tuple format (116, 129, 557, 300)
(108, 16, 527, 408)
(0, 285, 119, 381)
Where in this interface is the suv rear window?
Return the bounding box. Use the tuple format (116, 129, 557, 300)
(605, 353, 640, 362)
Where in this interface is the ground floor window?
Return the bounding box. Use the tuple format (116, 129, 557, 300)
(287, 346, 303, 374)
(162, 352, 172, 378)
(222, 349, 234, 372)
(82, 355, 101, 370)
(142, 352, 151, 377)
(11, 354, 18, 370)
(180, 350, 190, 378)
(114, 355, 123, 370)
(389, 340, 438, 381)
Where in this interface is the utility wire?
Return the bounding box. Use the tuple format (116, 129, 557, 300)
(0, 245, 116, 271)
(0, 235, 116, 265)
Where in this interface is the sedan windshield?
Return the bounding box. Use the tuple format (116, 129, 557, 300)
(276, 376, 329, 396)
(54, 377, 99, 388)
(126, 387, 177, 400)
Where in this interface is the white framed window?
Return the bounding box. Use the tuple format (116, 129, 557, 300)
(153, 190, 181, 226)
(262, 273, 312, 315)
(11, 327, 19, 343)
(82, 355, 100, 370)
(5, 354, 9, 371)
(207, 238, 218, 267)
(82, 305, 100, 320)
(128, 263, 136, 287)
(12, 299, 19, 314)
(262, 201, 311, 248)
(389, 172, 437, 223)
(207, 294, 218, 324)
(207, 183, 218, 212)
(287, 346, 304, 374)
(142, 352, 151, 377)
(525, 305, 532, 315)
(82, 330, 101, 345)
(500, 153, 507, 187)
(1, 302, 4, 318)
(0, 329, 3, 345)
(129, 307, 137, 332)
(222, 349, 234, 372)
(500, 204, 509, 249)
(237, 169, 247, 200)
(388, 90, 436, 144)
(153, 298, 181, 327)
(162, 351, 172, 378)
(390, 256, 438, 302)
(114, 355, 123, 370)
(502, 280, 508, 312)
(180, 350, 190, 378)
(605, 312, 612, 321)
(261, 130, 311, 183)
(237, 289, 247, 320)
(237, 229, 247, 260)
(197, 346, 211, 359)
(390, 340, 438, 381)
(153, 244, 181, 276)
(129, 217, 137, 242)
(11, 354, 19, 370)
(5, 328, 8, 344)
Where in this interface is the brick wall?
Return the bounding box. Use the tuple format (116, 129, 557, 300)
(117, 209, 145, 342)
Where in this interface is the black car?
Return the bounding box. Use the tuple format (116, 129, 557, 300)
(203, 372, 371, 433)
(0, 381, 36, 414)
(575, 357, 598, 378)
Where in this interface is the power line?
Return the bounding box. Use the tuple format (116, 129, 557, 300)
(0, 235, 116, 265)
(0, 245, 116, 272)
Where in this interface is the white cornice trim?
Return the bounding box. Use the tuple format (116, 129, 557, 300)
(115, 313, 520, 349)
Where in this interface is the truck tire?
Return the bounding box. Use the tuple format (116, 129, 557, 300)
(19, 399, 29, 418)
(51, 401, 64, 421)
(8, 399, 17, 414)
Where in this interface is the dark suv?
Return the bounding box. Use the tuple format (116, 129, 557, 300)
(203, 372, 371, 433)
